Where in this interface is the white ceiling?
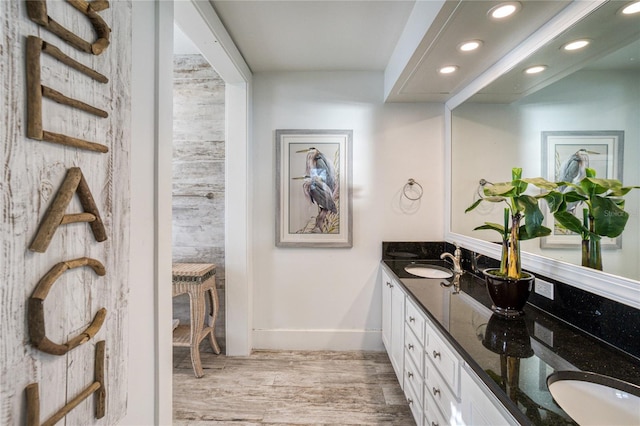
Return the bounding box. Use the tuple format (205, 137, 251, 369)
(176, 1, 637, 103)
(210, 0, 415, 72)
(468, 1, 640, 103)
(387, 0, 572, 102)
(207, 0, 575, 102)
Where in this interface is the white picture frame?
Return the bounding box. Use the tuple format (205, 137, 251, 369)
(275, 129, 353, 248)
(540, 130, 624, 249)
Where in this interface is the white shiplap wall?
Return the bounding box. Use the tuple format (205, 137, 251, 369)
(1, 1, 131, 424)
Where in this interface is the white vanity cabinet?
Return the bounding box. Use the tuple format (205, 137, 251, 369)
(403, 297, 463, 426)
(381, 265, 518, 426)
(381, 269, 406, 385)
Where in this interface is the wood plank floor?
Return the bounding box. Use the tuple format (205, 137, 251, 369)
(173, 347, 415, 425)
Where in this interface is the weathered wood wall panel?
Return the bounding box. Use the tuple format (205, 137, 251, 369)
(172, 54, 226, 352)
(1, 1, 131, 424)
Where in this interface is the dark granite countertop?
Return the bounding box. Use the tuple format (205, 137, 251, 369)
(382, 257, 640, 426)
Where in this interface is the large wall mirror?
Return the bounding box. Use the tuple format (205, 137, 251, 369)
(446, 1, 640, 307)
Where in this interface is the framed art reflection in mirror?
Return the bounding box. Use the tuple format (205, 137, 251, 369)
(540, 130, 624, 249)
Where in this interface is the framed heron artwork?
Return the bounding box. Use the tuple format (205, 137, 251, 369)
(276, 129, 353, 248)
(540, 130, 624, 249)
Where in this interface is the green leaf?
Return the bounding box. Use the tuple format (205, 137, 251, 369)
(519, 224, 551, 240)
(522, 177, 557, 190)
(465, 198, 483, 213)
(518, 194, 544, 235)
(512, 168, 522, 181)
(591, 197, 629, 238)
(541, 191, 564, 213)
(580, 177, 597, 195)
(609, 186, 640, 197)
(584, 177, 617, 195)
(514, 179, 529, 195)
(473, 222, 506, 235)
(483, 182, 516, 197)
(587, 177, 622, 191)
(612, 198, 625, 209)
(563, 190, 588, 203)
(554, 211, 588, 238)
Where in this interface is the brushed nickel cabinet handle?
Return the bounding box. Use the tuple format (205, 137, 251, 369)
(407, 371, 413, 378)
(407, 397, 413, 405)
(432, 422, 439, 426)
(432, 387, 440, 397)
(409, 316, 415, 322)
(408, 343, 414, 350)
(432, 350, 441, 359)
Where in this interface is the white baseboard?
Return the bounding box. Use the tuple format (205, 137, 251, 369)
(252, 329, 384, 351)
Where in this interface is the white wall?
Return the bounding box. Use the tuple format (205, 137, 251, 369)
(252, 72, 445, 350)
(125, 1, 173, 424)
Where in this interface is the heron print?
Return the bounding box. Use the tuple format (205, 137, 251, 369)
(553, 144, 608, 234)
(290, 144, 340, 234)
(556, 148, 599, 214)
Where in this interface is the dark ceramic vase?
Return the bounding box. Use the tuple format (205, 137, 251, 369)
(482, 314, 534, 358)
(483, 269, 534, 317)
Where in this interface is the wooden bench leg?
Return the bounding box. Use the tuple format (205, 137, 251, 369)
(188, 290, 205, 378)
(206, 287, 221, 354)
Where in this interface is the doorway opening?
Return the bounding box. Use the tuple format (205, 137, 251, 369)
(171, 23, 227, 358)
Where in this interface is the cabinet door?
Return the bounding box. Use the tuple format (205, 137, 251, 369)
(390, 279, 406, 384)
(381, 269, 392, 351)
(461, 366, 517, 426)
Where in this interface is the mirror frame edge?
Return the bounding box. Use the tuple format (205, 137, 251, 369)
(443, 0, 640, 310)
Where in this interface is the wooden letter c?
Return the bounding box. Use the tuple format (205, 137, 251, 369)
(28, 257, 107, 356)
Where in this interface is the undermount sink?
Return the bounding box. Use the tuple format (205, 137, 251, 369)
(547, 371, 640, 426)
(404, 264, 453, 279)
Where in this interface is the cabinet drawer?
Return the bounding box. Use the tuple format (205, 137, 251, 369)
(423, 392, 447, 426)
(404, 372, 424, 426)
(404, 324, 424, 377)
(405, 298, 426, 345)
(425, 323, 460, 396)
(424, 359, 460, 423)
(404, 351, 423, 404)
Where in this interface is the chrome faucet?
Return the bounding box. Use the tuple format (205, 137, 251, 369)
(440, 244, 463, 274)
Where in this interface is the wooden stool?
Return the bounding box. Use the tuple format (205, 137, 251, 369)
(172, 263, 220, 377)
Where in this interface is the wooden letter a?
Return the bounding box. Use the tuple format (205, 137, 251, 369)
(30, 167, 107, 253)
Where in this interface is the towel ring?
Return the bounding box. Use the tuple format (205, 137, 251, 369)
(477, 178, 505, 202)
(403, 178, 423, 201)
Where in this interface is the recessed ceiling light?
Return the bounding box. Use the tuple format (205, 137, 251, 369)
(439, 65, 459, 74)
(458, 40, 483, 52)
(488, 2, 521, 19)
(524, 65, 547, 74)
(562, 39, 591, 51)
(621, 1, 640, 14)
